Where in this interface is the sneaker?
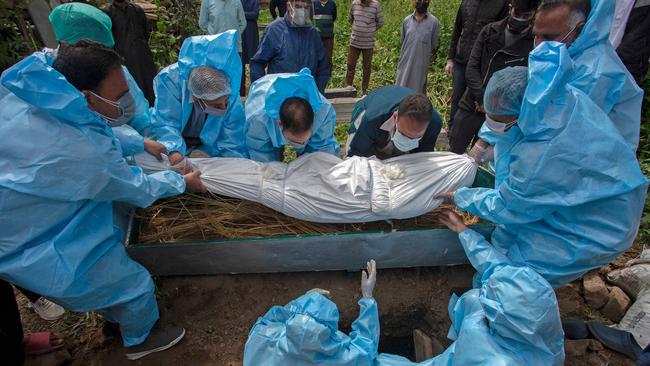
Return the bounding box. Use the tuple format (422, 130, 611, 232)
(343, 85, 355, 91)
(28, 298, 65, 321)
(125, 325, 185, 361)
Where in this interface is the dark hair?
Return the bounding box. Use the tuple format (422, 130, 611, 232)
(512, 0, 540, 12)
(397, 94, 433, 125)
(538, 0, 590, 21)
(279, 97, 314, 133)
(52, 40, 122, 91)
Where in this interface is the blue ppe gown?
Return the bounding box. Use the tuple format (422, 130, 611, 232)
(244, 292, 379, 366)
(563, 0, 643, 152)
(250, 17, 331, 93)
(244, 68, 339, 162)
(454, 41, 648, 288)
(0, 52, 186, 347)
(112, 68, 154, 156)
(42, 48, 153, 157)
(150, 31, 247, 158)
(375, 229, 565, 366)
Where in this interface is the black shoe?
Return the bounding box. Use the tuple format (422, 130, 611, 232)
(124, 324, 185, 361)
(562, 318, 590, 339)
(587, 320, 642, 360)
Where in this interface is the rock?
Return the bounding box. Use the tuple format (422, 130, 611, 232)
(564, 339, 591, 357)
(588, 339, 604, 351)
(583, 272, 609, 309)
(601, 286, 631, 322)
(587, 351, 610, 366)
(556, 284, 584, 316)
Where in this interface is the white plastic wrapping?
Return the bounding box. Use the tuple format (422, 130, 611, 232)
(135, 151, 477, 223)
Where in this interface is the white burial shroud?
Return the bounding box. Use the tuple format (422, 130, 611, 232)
(135, 152, 478, 223)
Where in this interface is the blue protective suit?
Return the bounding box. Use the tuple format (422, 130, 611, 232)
(42, 48, 153, 157)
(564, 0, 643, 151)
(454, 41, 648, 287)
(250, 17, 330, 93)
(150, 31, 247, 157)
(244, 292, 379, 365)
(244, 68, 339, 162)
(0, 52, 185, 346)
(375, 229, 565, 366)
(111, 68, 154, 156)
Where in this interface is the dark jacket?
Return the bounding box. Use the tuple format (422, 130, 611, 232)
(270, 0, 287, 19)
(617, 0, 650, 86)
(460, 18, 534, 112)
(347, 85, 443, 159)
(447, 0, 509, 65)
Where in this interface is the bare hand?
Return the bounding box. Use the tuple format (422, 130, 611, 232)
(474, 102, 485, 114)
(169, 152, 192, 174)
(143, 138, 167, 162)
(183, 170, 207, 193)
(169, 151, 185, 165)
(445, 60, 455, 76)
(439, 209, 467, 233)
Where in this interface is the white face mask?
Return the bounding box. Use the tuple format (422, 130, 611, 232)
(90, 91, 135, 127)
(391, 128, 421, 152)
(289, 3, 309, 26)
(485, 115, 518, 134)
(197, 98, 226, 116)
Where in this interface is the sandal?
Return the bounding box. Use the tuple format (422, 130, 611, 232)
(24, 332, 64, 355)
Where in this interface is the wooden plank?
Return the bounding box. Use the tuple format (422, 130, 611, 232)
(27, 0, 57, 48)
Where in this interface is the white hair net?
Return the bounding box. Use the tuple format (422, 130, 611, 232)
(188, 66, 231, 100)
(484, 66, 529, 116)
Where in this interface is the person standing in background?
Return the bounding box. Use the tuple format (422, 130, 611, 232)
(445, 0, 509, 132)
(241, 0, 260, 96)
(345, 0, 383, 96)
(395, 0, 440, 94)
(611, 0, 650, 86)
(270, 0, 288, 19)
(106, 0, 158, 106)
(199, 0, 247, 55)
(313, 0, 337, 67)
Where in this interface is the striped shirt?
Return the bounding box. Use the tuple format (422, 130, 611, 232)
(348, 0, 383, 49)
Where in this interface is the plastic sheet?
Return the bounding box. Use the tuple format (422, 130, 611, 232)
(135, 151, 477, 223)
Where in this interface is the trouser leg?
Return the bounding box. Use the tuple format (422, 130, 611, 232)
(449, 107, 486, 154)
(0, 280, 25, 366)
(346, 46, 361, 86)
(448, 62, 467, 131)
(361, 48, 374, 94)
(321, 37, 334, 66)
(15, 286, 40, 303)
(240, 53, 246, 97)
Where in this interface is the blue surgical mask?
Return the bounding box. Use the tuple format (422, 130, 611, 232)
(391, 128, 421, 152)
(197, 99, 226, 116)
(485, 115, 518, 134)
(90, 91, 135, 127)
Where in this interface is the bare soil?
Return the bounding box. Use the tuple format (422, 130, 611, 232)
(18, 243, 644, 366)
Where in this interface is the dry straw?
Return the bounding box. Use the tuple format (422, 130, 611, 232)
(136, 193, 479, 244)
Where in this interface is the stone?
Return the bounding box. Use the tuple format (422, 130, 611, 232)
(556, 284, 584, 316)
(588, 339, 604, 351)
(601, 286, 632, 322)
(583, 272, 609, 309)
(564, 339, 591, 357)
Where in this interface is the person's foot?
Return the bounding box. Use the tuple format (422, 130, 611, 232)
(28, 298, 65, 321)
(124, 325, 185, 361)
(23, 332, 65, 355)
